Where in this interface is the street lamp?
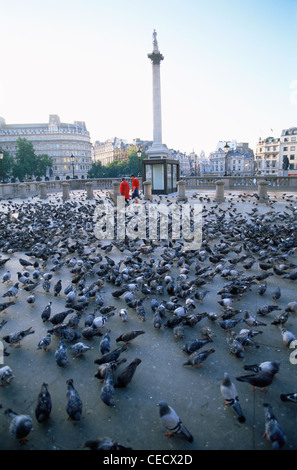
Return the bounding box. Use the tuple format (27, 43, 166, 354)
(137, 147, 142, 177)
(0, 148, 4, 183)
(70, 154, 75, 179)
(224, 142, 230, 176)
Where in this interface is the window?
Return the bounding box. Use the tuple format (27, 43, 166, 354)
(290, 155, 295, 160)
(284, 147, 288, 151)
(291, 147, 295, 151)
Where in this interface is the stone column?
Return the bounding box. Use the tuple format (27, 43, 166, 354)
(214, 180, 225, 203)
(39, 182, 47, 199)
(177, 180, 186, 201)
(18, 183, 27, 199)
(109, 181, 121, 204)
(143, 181, 153, 200)
(62, 182, 70, 201)
(85, 181, 94, 200)
(258, 180, 269, 202)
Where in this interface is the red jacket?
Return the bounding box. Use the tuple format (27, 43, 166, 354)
(132, 178, 139, 190)
(120, 180, 130, 199)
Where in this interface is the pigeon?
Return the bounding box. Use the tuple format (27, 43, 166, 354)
(49, 309, 73, 325)
(173, 325, 185, 340)
(114, 358, 142, 388)
(271, 311, 289, 326)
(0, 319, 7, 332)
(263, 403, 286, 450)
(243, 311, 266, 327)
(99, 330, 111, 355)
(183, 348, 215, 368)
(70, 342, 91, 357)
(116, 330, 145, 345)
(3, 326, 34, 347)
(119, 308, 128, 322)
(0, 258, 10, 267)
(5, 408, 33, 444)
(55, 340, 68, 367)
(257, 305, 281, 316)
(19, 258, 33, 268)
(0, 366, 15, 385)
(236, 371, 275, 391)
(182, 337, 213, 354)
(0, 301, 15, 313)
(219, 318, 242, 331)
(220, 372, 246, 423)
(94, 346, 127, 365)
(272, 286, 281, 302)
(94, 358, 127, 381)
(54, 280, 62, 297)
(2, 271, 11, 283)
(2, 282, 19, 298)
(37, 333, 52, 351)
(285, 301, 297, 314)
(92, 315, 108, 330)
(158, 401, 193, 442)
(66, 378, 83, 420)
(280, 392, 297, 403)
(84, 437, 132, 450)
(100, 364, 115, 407)
(227, 331, 245, 358)
(35, 383, 52, 423)
(279, 326, 296, 347)
(81, 326, 103, 340)
(244, 361, 280, 375)
(41, 301, 52, 323)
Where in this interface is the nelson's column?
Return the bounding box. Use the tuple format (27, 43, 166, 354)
(142, 30, 179, 194)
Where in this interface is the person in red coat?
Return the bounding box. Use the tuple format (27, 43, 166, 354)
(130, 174, 139, 203)
(120, 178, 130, 203)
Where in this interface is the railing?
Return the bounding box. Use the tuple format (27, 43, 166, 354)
(181, 175, 297, 190)
(1, 175, 297, 200)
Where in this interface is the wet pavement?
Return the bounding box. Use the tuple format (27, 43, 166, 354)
(0, 188, 296, 451)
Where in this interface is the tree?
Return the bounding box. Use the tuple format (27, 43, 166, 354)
(12, 138, 52, 180)
(0, 150, 14, 181)
(87, 148, 146, 178)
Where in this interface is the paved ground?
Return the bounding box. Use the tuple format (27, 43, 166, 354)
(0, 188, 296, 452)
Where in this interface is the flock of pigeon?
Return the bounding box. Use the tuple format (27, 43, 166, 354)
(0, 188, 296, 450)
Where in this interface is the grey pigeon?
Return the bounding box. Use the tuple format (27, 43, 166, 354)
(114, 358, 142, 388)
(220, 372, 246, 423)
(183, 348, 215, 368)
(3, 326, 34, 347)
(66, 378, 83, 420)
(70, 341, 91, 357)
(244, 361, 280, 375)
(5, 408, 33, 444)
(84, 437, 132, 450)
(35, 383, 52, 423)
(2, 282, 19, 298)
(37, 333, 51, 351)
(0, 366, 14, 385)
(100, 364, 115, 406)
(55, 340, 68, 367)
(158, 401, 193, 442)
(263, 403, 286, 450)
(41, 301, 52, 323)
(280, 392, 297, 403)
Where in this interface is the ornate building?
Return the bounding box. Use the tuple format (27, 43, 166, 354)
(0, 115, 92, 179)
(255, 136, 280, 175)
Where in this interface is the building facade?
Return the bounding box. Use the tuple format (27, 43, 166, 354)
(0, 115, 92, 179)
(255, 136, 280, 175)
(208, 141, 254, 176)
(279, 127, 297, 175)
(93, 137, 138, 166)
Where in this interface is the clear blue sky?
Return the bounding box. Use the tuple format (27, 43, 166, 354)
(1, 0, 297, 156)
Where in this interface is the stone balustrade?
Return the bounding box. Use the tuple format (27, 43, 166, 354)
(1, 175, 297, 201)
